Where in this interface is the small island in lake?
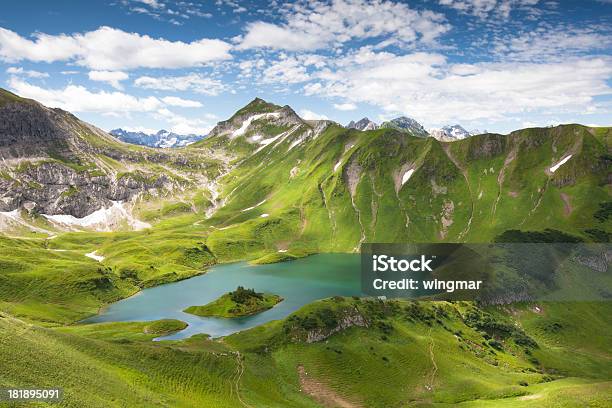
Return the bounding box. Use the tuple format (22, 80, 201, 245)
(184, 286, 283, 318)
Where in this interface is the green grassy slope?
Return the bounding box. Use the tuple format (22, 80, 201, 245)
(196, 122, 609, 262)
(0, 98, 610, 407)
(1, 297, 608, 407)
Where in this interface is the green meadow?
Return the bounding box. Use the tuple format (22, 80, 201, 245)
(0, 93, 610, 406)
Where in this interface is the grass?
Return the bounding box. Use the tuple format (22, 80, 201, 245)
(224, 298, 612, 407)
(1, 97, 611, 406)
(184, 288, 283, 318)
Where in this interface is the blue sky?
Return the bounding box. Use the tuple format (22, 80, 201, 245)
(0, 0, 610, 134)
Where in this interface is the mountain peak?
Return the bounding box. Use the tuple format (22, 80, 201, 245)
(380, 116, 429, 137)
(347, 117, 378, 131)
(109, 128, 203, 148)
(233, 97, 280, 117)
(428, 124, 475, 141)
(207, 97, 304, 140)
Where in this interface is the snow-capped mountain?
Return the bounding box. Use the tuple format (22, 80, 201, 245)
(428, 125, 476, 142)
(346, 117, 378, 131)
(380, 116, 429, 138)
(110, 128, 205, 148)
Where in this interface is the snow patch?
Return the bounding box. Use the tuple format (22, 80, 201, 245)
(85, 251, 105, 262)
(334, 160, 342, 172)
(240, 199, 267, 212)
(254, 125, 301, 154)
(43, 201, 150, 232)
(232, 112, 281, 138)
(549, 155, 572, 173)
(288, 135, 306, 151)
(0, 209, 55, 234)
(401, 169, 415, 186)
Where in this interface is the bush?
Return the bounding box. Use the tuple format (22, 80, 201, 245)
(488, 339, 503, 350)
(230, 286, 263, 304)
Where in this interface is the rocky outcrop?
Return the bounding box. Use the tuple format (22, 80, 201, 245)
(347, 118, 378, 131)
(380, 116, 429, 138)
(304, 309, 369, 343)
(429, 125, 474, 142)
(0, 92, 200, 220)
(0, 102, 75, 159)
(0, 161, 169, 217)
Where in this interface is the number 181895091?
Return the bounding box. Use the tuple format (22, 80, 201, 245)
(1, 388, 63, 401)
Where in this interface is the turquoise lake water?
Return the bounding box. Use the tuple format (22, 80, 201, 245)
(85, 254, 363, 339)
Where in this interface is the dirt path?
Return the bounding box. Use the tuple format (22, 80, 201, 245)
(441, 144, 473, 239)
(492, 144, 518, 217)
(426, 328, 438, 392)
(233, 352, 252, 408)
(298, 365, 360, 408)
(560, 193, 572, 216)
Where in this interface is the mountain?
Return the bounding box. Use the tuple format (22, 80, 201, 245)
(1, 88, 610, 249)
(1, 89, 611, 407)
(192, 97, 610, 256)
(429, 124, 474, 141)
(346, 117, 378, 131)
(0, 88, 225, 230)
(110, 128, 204, 148)
(380, 116, 429, 137)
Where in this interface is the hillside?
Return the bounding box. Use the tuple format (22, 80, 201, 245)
(2, 89, 609, 248)
(191, 101, 610, 261)
(0, 90, 610, 407)
(1, 298, 610, 407)
(0, 91, 609, 323)
(0, 88, 228, 232)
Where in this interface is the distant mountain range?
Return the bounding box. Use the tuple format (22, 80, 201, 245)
(346, 117, 377, 131)
(380, 116, 430, 138)
(428, 124, 480, 141)
(0, 87, 609, 248)
(110, 128, 205, 148)
(346, 117, 480, 140)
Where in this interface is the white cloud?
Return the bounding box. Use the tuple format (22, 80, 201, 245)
(0, 26, 232, 70)
(261, 55, 326, 84)
(300, 49, 612, 124)
(334, 102, 357, 111)
(161, 96, 203, 108)
(493, 27, 611, 61)
(299, 109, 329, 120)
(133, 0, 163, 9)
(438, 0, 540, 19)
(154, 108, 213, 135)
(117, 125, 159, 134)
(88, 70, 128, 89)
(7, 77, 205, 114)
(134, 73, 226, 95)
(8, 78, 214, 134)
(237, 0, 449, 50)
(6, 66, 49, 78)
(8, 77, 162, 113)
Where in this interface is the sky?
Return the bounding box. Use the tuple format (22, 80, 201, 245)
(0, 0, 610, 135)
